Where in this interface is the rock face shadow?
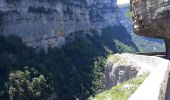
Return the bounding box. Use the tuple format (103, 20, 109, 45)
(165, 73, 170, 100)
(105, 65, 138, 89)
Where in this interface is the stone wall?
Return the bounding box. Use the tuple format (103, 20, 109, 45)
(129, 57, 169, 100)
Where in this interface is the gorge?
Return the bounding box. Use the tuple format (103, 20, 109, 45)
(0, 0, 139, 100)
(0, 0, 167, 100)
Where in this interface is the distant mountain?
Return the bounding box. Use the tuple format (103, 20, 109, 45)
(118, 4, 165, 53)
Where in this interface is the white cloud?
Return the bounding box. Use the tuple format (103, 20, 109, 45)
(117, 0, 130, 5)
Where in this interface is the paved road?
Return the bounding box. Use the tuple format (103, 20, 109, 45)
(165, 73, 170, 100)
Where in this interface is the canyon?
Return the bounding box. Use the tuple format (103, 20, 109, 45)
(0, 0, 168, 99)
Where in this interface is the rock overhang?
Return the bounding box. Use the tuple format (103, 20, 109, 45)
(130, 0, 170, 58)
(130, 0, 170, 40)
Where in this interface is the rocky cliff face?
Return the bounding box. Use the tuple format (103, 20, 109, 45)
(0, 0, 120, 48)
(130, 0, 170, 57)
(118, 4, 165, 52)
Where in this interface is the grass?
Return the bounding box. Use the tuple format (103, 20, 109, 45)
(89, 73, 149, 100)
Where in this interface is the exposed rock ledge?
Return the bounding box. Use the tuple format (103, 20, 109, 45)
(105, 53, 162, 89)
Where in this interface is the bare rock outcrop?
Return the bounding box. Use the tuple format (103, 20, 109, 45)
(105, 53, 161, 89)
(130, 0, 170, 58)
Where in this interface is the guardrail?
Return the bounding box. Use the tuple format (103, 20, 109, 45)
(129, 57, 170, 100)
(136, 52, 166, 56)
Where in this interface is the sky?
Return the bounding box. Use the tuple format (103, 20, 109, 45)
(117, 0, 130, 5)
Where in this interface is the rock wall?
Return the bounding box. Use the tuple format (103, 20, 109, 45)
(130, 0, 170, 57)
(0, 0, 120, 48)
(129, 56, 169, 100)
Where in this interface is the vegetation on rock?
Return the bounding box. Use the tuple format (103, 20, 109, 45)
(90, 73, 149, 100)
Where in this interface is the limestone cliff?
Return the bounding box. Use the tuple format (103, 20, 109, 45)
(0, 0, 120, 48)
(130, 0, 170, 57)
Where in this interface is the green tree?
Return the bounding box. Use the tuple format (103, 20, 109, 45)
(114, 39, 135, 53)
(92, 57, 106, 94)
(8, 69, 50, 100)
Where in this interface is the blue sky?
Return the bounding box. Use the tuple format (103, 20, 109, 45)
(117, 0, 130, 5)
